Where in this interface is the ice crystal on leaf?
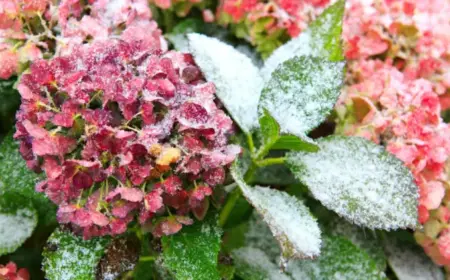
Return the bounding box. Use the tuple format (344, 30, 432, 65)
(287, 136, 418, 230)
(42, 229, 110, 280)
(188, 33, 263, 133)
(259, 56, 344, 140)
(231, 164, 321, 265)
(0, 193, 37, 256)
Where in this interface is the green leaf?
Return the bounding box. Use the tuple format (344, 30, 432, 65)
(261, 0, 345, 80)
(161, 214, 222, 280)
(253, 164, 298, 186)
(166, 18, 204, 51)
(0, 192, 37, 256)
(218, 264, 235, 280)
(259, 109, 280, 149)
(327, 218, 387, 271)
(0, 134, 56, 227)
(259, 56, 344, 141)
(188, 33, 263, 133)
(257, 110, 318, 157)
(272, 135, 319, 152)
(288, 235, 386, 280)
(383, 235, 444, 280)
(42, 229, 110, 280)
(232, 164, 321, 264)
(286, 136, 418, 230)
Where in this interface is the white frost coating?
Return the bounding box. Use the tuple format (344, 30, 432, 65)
(287, 136, 419, 230)
(259, 56, 344, 138)
(188, 33, 263, 133)
(261, 30, 313, 81)
(384, 239, 444, 280)
(232, 247, 291, 280)
(232, 165, 321, 262)
(0, 208, 37, 255)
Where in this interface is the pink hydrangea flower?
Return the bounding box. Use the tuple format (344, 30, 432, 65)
(15, 35, 240, 239)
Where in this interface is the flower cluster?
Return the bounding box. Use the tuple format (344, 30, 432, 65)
(0, 0, 164, 80)
(336, 0, 450, 270)
(216, 0, 331, 57)
(0, 0, 52, 79)
(0, 262, 29, 280)
(150, 0, 209, 17)
(14, 34, 240, 239)
(343, 0, 450, 97)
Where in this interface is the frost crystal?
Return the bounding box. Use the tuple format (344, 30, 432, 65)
(0, 208, 37, 256)
(287, 136, 418, 230)
(232, 165, 321, 263)
(188, 33, 263, 133)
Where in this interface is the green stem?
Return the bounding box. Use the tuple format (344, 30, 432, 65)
(246, 133, 255, 154)
(162, 10, 175, 33)
(139, 256, 156, 262)
(256, 157, 286, 167)
(218, 187, 241, 227)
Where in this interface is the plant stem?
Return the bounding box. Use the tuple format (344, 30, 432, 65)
(218, 187, 241, 227)
(255, 157, 286, 167)
(139, 256, 155, 262)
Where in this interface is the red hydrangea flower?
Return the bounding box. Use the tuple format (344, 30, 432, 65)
(15, 35, 240, 239)
(0, 262, 29, 280)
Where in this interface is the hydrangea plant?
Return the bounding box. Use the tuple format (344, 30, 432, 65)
(0, 0, 443, 279)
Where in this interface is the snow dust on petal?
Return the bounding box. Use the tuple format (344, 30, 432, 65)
(231, 164, 321, 266)
(286, 136, 419, 230)
(188, 33, 263, 133)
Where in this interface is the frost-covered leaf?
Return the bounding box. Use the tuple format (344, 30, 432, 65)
(288, 236, 385, 280)
(232, 247, 291, 280)
(327, 218, 387, 271)
(232, 164, 321, 263)
(259, 56, 344, 140)
(383, 236, 444, 280)
(0, 133, 56, 227)
(166, 19, 204, 52)
(161, 214, 222, 280)
(261, 0, 345, 80)
(42, 229, 110, 280)
(188, 33, 263, 133)
(286, 136, 418, 230)
(0, 192, 37, 256)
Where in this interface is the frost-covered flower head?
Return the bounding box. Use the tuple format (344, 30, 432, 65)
(14, 34, 240, 239)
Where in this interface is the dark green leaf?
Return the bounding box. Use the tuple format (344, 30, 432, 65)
(161, 214, 222, 280)
(288, 236, 386, 280)
(0, 79, 20, 134)
(286, 136, 418, 230)
(261, 0, 345, 79)
(42, 229, 110, 280)
(259, 56, 344, 141)
(383, 235, 444, 280)
(0, 134, 56, 227)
